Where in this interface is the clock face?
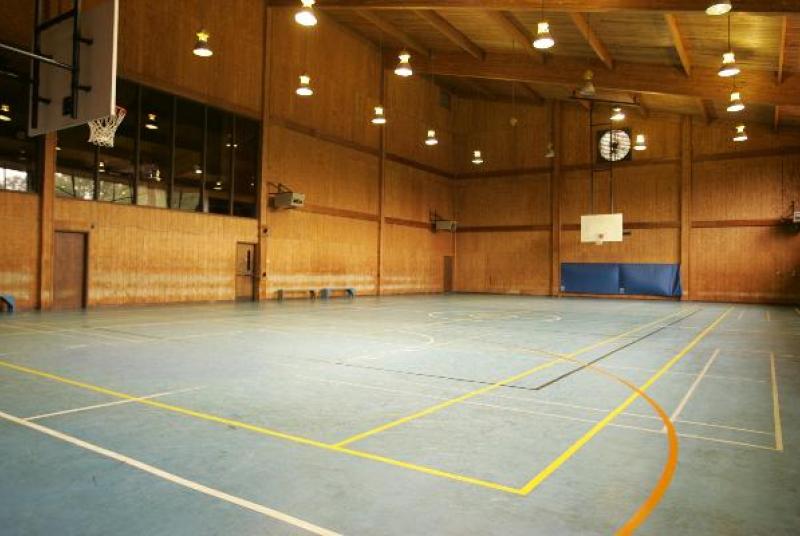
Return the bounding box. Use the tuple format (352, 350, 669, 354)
(598, 129, 632, 162)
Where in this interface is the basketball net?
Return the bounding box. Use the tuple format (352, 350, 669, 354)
(88, 105, 126, 147)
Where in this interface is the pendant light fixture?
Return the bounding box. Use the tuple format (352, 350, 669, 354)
(193, 29, 213, 57)
(610, 106, 625, 122)
(718, 15, 740, 77)
(706, 0, 732, 16)
(732, 124, 748, 142)
(727, 90, 745, 112)
(294, 0, 318, 27)
(578, 70, 596, 97)
(371, 106, 387, 125)
(144, 113, 158, 130)
(0, 103, 11, 122)
(533, 0, 555, 49)
(634, 134, 647, 151)
(425, 129, 439, 146)
(296, 74, 313, 96)
(471, 150, 484, 165)
(545, 142, 555, 159)
(394, 51, 413, 77)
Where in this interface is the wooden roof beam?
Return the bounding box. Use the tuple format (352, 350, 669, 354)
(701, 99, 717, 125)
(569, 13, 613, 70)
(518, 82, 545, 105)
(485, 11, 543, 62)
(397, 51, 800, 107)
(664, 14, 691, 77)
(356, 9, 429, 55)
(414, 10, 484, 60)
(266, 1, 800, 14)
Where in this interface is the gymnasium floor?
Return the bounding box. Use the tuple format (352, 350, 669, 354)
(0, 295, 797, 535)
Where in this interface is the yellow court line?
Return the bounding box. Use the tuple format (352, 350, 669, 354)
(333, 308, 694, 448)
(0, 359, 520, 494)
(517, 307, 732, 496)
(770, 352, 784, 452)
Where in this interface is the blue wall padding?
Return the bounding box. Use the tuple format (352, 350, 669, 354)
(620, 263, 682, 297)
(561, 263, 620, 294)
(561, 263, 682, 297)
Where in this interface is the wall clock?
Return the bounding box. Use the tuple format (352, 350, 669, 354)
(597, 128, 632, 163)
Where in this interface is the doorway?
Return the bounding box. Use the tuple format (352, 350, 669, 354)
(443, 255, 454, 293)
(53, 231, 87, 309)
(235, 242, 256, 301)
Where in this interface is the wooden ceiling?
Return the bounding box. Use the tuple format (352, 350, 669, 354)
(267, 1, 800, 128)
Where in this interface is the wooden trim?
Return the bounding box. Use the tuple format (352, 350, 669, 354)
(414, 10, 484, 59)
(459, 224, 551, 233)
(562, 156, 680, 173)
(693, 146, 800, 163)
(570, 13, 614, 70)
(384, 153, 455, 179)
(456, 165, 552, 179)
(384, 216, 432, 229)
(664, 14, 691, 77)
(691, 219, 785, 228)
(700, 98, 716, 124)
(778, 16, 788, 84)
(300, 204, 380, 222)
(356, 9, 429, 55)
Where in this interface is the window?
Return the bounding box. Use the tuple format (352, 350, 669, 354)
(205, 108, 233, 215)
(54, 78, 260, 217)
(137, 88, 171, 207)
(233, 116, 259, 218)
(0, 74, 39, 193)
(173, 98, 204, 212)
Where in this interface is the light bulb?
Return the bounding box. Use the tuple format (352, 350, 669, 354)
(533, 21, 555, 49)
(0, 103, 11, 122)
(706, 1, 732, 16)
(144, 113, 158, 130)
(294, 0, 317, 27)
(634, 134, 647, 151)
(727, 91, 745, 112)
(296, 74, 313, 96)
(578, 70, 595, 97)
(371, 106, 386, 125)
(718, 51, 740, 77)
(545, 142, 555, 159)
(610, 106, 625, 122)
(472, 150, 484, 165)
(394, 51, 413, 77)
(193, 30, 213, 57)
(425, 129, 438, 146)
(733, 124, 748, 142)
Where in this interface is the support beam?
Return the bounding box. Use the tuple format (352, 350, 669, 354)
(569, 13, 613, 70)
(701, 99, 717, 125)
(636, 93, 650, 118)
(519, 82, 545, 105)
(679, 115, 691, 300)
(485, 11, 542, 61)
(664, 14, 691, 77)
(550, 100, 562, 297)
(457, 77, 493, 97)
(357, 9, 429, 55)
(398, 51, 800, 107)
(415, 10, 484, 59)
(778, 16, 787, 84)
(774, 106, 781, 132)
(266, 0, 800, 14)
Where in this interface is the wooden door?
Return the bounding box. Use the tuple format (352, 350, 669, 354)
(53, 232, 87, 309)
(235, 242, 256, 301)
(443, 255, 454, 293)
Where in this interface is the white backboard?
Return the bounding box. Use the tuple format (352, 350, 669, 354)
(28, 0, 118, 136)
(581, 213, 623, 244)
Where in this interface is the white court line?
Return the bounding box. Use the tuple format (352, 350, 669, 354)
(765, 310, 771, 322)
(0, 409, 341, 536)
(737, 310, 745, 321)
(661, 349, 719, 433)
(25, 387, 202, 421)
(770, 352, 784, 452)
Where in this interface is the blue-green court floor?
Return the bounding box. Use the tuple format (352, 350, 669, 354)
(0, 295, 798, 535)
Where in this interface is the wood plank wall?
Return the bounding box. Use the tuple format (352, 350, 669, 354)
(454, 97, 800, 303)
(0, 193, 40, 309)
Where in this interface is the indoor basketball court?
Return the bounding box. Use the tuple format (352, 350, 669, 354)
(0, 1, 798, 535)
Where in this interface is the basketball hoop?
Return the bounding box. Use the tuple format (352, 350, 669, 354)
(88, 105, 126, 147)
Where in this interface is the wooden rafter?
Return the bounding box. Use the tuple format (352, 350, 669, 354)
(458, 77, 493, 97)
(569, 13, 613, 70)
(266, 0, 800, 14)
(484, 11, 543, 61)
(701, 99, 717, 125)
(356, 9, 428, 55)
(664, 14, 691, 77)
(397, 51, 800, 107)
(518, 82, 545, 105)
(635, 94, 649, 118)
(414, 10, 484, 59)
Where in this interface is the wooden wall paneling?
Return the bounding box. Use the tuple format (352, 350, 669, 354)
(610, 163, 680, 222)
(384, 161, 453, 223)
(119, 0, 264, 116)
(258, 6, 274, 300)
(680, 115, 692, 299)
(39, 133, 57, 309)
(455, 175, 550, 227)
(0, 193, 40, 310)
(560, 229, 680, 264)
(551, 100, 562, 296)
(382, 224, 452, 294)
